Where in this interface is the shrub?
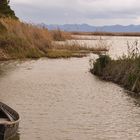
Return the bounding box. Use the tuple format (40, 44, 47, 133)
(0, 0, 18, 19)
(92, 55, 111, 76)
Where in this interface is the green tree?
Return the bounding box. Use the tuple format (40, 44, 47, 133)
(0, 0, 18, 19)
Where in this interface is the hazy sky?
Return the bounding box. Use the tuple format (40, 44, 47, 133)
(10, 0, 140, 25)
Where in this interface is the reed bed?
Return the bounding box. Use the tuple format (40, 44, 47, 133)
(0, 18, 52, 60)
(48, 40, 108, 58)
(0, 18, 109, 60)
(91, 40, 140, 94)
(50, 29, 72, 41)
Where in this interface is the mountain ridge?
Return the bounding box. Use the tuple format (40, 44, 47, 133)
(40, 23, 140, 32)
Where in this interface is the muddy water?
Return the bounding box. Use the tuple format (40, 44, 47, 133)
(1, 57, 140, 140)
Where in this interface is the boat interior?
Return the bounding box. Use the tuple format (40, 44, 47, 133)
(0, 108, 11, 123)
(0, 102, 19, 124)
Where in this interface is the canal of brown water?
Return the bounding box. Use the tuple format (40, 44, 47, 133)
(1, 57, 140, 140)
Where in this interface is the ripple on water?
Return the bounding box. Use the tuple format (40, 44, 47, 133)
(0, 58, 140, 140)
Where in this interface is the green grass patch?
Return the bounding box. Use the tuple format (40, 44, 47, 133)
(46, 50, 73, 58)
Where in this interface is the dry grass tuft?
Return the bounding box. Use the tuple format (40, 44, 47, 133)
(50, 29, 72, 41)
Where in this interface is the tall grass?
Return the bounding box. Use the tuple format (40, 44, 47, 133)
(48, 40, 109, 58)
(0, 18, 109, 60)
(91, 40, 140, 93)
(0, 18, 52, 59)
(50, 29, 72, 41)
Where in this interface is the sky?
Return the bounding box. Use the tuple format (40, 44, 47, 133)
(10, 0, 140, 26)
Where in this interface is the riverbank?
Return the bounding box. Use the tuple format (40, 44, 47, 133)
(0, 18, 108, 60)
(91, 54, 140, 94)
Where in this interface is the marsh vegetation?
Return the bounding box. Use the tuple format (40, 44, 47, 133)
(0, 18, 108, 60)
(91, 40, 140, 93)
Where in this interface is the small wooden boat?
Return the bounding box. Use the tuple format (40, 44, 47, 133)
(0, 102, 19, 140)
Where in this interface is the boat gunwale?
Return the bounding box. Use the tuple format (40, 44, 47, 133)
(0, 102, 20, 125)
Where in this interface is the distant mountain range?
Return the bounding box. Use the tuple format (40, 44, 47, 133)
(39, 23, 140, 32)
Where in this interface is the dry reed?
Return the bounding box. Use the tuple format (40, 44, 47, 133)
(0, 18, 109, 60)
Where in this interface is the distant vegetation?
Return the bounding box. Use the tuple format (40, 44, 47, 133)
(91, 41, 140, 93)
(72, 31, 140, 37)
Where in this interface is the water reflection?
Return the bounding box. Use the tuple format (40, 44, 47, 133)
(0, 60, 34, 78)
(9, 133, 20, 140)
(127, 91, 140, 107)
(0, 69, 3, 75)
